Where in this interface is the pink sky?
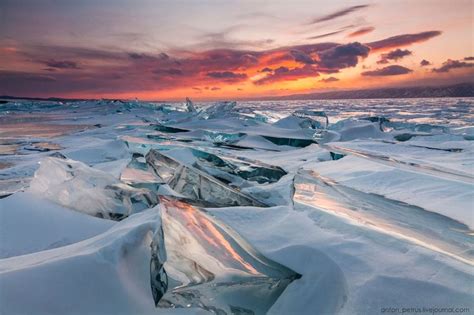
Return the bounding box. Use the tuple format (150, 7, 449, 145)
(0, 0, 473, 100)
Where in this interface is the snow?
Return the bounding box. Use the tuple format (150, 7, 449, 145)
(0, 192, 114, 258)
(0, 98, 473, 314)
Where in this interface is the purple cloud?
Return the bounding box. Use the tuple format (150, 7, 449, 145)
(290, 50, 316, 64)
(432, 59, 474, 73)
(318, 42, 370, 69)
(254, 65, 320, 85)
(43, 59, 80, 69)
(310, 5, 370, 24)
(361, 65, 413, 76)
(206, 71, 247, 80)
(420, 59, 431, 66)
(153, 68, 183, 76)
(367, 31, 442, 51)
(377, 49, 412, 64)
(307, 30, 345, 40)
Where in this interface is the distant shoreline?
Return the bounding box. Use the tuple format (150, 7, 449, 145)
(1, 82, 473, 103)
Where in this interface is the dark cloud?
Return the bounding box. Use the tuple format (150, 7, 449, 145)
(319, 76, 339, 83)
(254, 65, 320, 85)
(432, 59, 474, 73)
(420, 59, 431, 66)
(318, 42, 370, 69)
(307, 30, 345, 40)
(260, 67, 273, 72)
(309, 5, 370, 24)
(377, 49, 412, 64)
(290, 49, 316, 64)
(24, 45, 124, 62)
(128, 52, 149, 60)
(43, 59, 80, 69)
(153, 68, 183, 76)
(366, 31, 442, 51)
(347, 26, 375, 38)
(206, 71, 247, 80)
(361, 65, 413, 76)
(464, 56, 474, 61)
(128, 52, 171, 62)
(210, 87, 221, 91)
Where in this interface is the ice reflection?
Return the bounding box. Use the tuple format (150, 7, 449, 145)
(158, 197, 301, 314)
(294, 170, 474, 265)
(146, 149, 267, 207)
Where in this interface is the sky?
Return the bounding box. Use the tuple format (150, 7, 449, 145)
(0, 0, 473, 100)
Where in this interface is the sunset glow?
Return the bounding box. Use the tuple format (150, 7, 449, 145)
(0, 0, 473, 100)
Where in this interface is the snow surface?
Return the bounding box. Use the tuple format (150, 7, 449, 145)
(0, 98, 473, 314)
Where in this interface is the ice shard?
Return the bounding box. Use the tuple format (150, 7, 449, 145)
(120, 154, 164, 192)
(201, 130, 245, 144)
(293, 109, 329, 129)
(262, 135, 316, 148)
(191, 148, 287, 184)
(150, 222, 169, 306)
(152, 123, 189, 134)
(361, 116, 390, 131)
(157, 197, 301, 314)
(185, 97, 197, 113)
(330, 152, 345, 160)
(293, 169, 473, 264)
(197, 101, 237, 120)
(29, 157, 157, 220)
(146, 149, 267, 207)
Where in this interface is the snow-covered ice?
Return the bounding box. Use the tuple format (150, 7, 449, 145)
(0, 98, 473, 314)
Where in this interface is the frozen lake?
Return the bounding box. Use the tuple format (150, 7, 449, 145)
(0, 97, 473, 314)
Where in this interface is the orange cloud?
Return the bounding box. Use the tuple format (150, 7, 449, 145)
(347, 26, 375, 38)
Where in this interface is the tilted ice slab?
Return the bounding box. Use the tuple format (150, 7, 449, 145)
(29, 157, 157, 219)
(160, 147, 287, 185)
(312, 155, 474, 229)
(325, 139, 474, 180)
(293, 170, 473, 264)
(146, 149, 267, 207)
(156, 197, 301, 314)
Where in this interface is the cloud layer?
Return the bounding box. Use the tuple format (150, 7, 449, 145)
(0, 26, 469, 99)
